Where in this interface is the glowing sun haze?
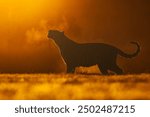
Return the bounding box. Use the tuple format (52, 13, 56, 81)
(0, 0, 69, 73)
(0, 0, 69, 51)
(0, 0, 64, 31)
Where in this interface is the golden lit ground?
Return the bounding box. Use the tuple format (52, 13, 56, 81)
(0, 74, 150, 100)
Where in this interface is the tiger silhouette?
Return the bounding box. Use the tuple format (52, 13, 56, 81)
(48, 30, 140, 75)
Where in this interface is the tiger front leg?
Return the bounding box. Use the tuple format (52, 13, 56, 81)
(67, 65, 75, 73)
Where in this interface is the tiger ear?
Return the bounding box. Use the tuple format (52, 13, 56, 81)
(62, 31, 64, 34)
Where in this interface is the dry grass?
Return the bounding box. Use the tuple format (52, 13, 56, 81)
(0, 74, 150, 100)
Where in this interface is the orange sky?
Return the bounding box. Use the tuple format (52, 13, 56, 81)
(0, 0, 149, 73)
